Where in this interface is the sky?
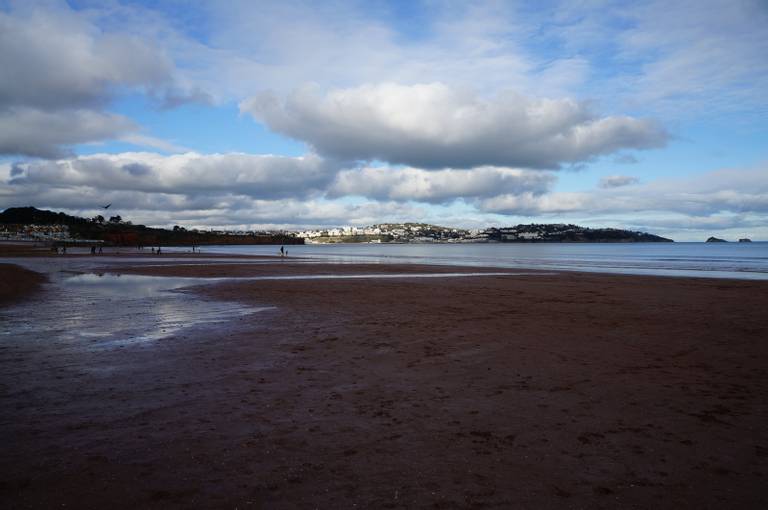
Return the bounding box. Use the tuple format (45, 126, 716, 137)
(0, 0, 766, 241)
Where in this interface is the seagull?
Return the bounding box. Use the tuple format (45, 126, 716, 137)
(101, 203, 112, 209)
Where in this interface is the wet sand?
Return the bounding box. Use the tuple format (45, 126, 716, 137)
(0, 263, 47, 303)
(0, 243, 278, 259)
(1, 259, 767, 508)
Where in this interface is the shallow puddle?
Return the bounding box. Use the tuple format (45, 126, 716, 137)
(0, 272, 269, 349)
(0, 260, 531, 351)
(238, 271, 540, 280)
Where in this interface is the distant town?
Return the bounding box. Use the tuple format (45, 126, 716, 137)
(294, 222, 673, 243)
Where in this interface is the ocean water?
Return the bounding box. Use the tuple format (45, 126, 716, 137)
(171, 242, 768, 280)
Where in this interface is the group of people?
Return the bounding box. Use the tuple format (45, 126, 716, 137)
(280, 245, 288, 257)
(51, 244, 104, 255)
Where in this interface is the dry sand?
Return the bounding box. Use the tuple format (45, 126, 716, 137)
(1, 258, 767, 508)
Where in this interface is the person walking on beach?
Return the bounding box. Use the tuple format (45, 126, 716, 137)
(280, 245, 285, 257)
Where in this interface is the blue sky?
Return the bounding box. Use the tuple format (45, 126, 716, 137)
(1, 0, 767, 240)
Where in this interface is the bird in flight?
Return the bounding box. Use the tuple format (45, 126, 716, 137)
(102, 203, 112, 209)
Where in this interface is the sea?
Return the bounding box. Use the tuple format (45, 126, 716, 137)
(170, 242, 768, 280)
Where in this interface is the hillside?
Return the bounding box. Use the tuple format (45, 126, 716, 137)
(486, 224, 673, 243)
(0, 206, 90, 226)
(2, 208, 673, 245)
(0, 207, 302, 246)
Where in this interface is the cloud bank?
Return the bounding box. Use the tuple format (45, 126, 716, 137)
(0, 4, 205, 157)
(330, 166, 555, 203)
(481, 167, 768, 217)
(3, 152, 766, 241)
(243, 83, 668, 170)
(8, 152, 334, 199)
(0, 108, 137, 159)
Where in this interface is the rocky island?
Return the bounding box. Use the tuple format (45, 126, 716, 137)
(483, 224, 673, 243)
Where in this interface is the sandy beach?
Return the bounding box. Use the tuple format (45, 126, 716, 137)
(0, 263, 47, 304)
(1, 256, 767, 508)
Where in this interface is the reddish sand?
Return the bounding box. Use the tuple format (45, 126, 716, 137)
(0, 263, 47, 304)
(1, 260, 767, 509)
(113, 260, 521, 278)
(0, 243, 52, 257)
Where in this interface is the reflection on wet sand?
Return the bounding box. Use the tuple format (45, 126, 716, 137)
(0, 260, 529, 351)
(0, 271, 269, 349)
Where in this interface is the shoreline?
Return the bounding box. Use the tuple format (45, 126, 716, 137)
(3, 242, 768, 281)
(1, 256, 767, 508)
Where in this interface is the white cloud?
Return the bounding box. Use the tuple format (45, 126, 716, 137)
(622, 0, 768, 113)
(481, 192, 592, 216)
(138, 199, 425, 231)
(0, 4, 209, 157)
(127, 0, 767, 120)
(330, 166, 555, 203)
(599, 175, 639, 188)
(6, 152, 556, 207)
(242, 83, 667, 169)
(482, 166, 768, 217)
(0, 150, 424, 229)
(0, 6, 173, 111)
(0, 108, 137, 158)
(177, 1, 538, 99)
(7, 152, 335, 199)
(547, 0, 768, 116)
(0, 171, 425, 230)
